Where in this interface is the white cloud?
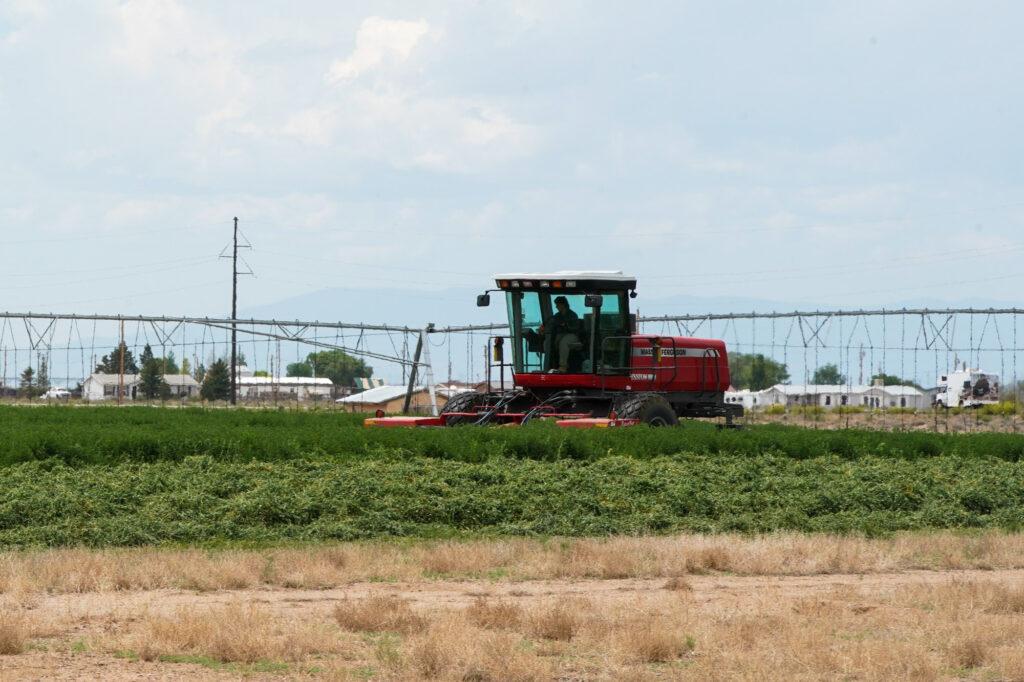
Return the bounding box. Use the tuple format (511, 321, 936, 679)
(104, 198, 168, 227)
(110, 0, 248, 96)
(344, 89, 540, 172)
(282, 106, 338, 146)
(326, 17, 431, 83)
(278, 18, 541, 171)
(451, 201, 506, 240)
(111, 0, 191, 74)
(0, 0, 47, 47)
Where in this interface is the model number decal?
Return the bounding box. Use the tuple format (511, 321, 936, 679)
(633, 348, 720, 358)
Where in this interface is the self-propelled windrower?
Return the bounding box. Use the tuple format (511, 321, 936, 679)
(366, 271, 743, 428)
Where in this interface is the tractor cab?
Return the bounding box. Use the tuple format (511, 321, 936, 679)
(479, 271, 636, 378)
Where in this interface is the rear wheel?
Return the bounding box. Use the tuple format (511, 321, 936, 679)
(440, 391, 486, 426)
(613, 393, 679, 426)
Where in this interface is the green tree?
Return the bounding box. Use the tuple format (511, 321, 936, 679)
(162, 350, 180, 375)
(200, 359, 231, 401)
(36, 356, 50, 393)
(18, 366, 36, 398)
(253, 370, 269, 377)
(180, 357, 191, 376)
(287, 350, 372, 387)
(193, 363, 206, 384)
(95, 343, 139, 374)
(812, 363, 846, 385)
(871, 373, 923, 390)
(286, 361, 312, 378)
(729, 353, 789, 390)
(139, 344, 154, 367)
(139, 359, 170, 399)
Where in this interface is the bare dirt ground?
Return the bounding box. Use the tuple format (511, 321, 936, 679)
(5, 534, 1024, 680)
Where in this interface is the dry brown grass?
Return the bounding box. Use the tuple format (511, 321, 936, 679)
(662, 576, 693, 591)
(7, 531, 1024, 597)
(405, 617, 550, 681)
(10, 535, 1024, 678)
(614, 617, 694, 663)
(527, 598, 585, 641)
(465, 598, 524, 630)
(120, 601, 346, 664)
(0, 609, 29, 655)
(333, 594, 428, 634)
(8, 571, 1024, 679)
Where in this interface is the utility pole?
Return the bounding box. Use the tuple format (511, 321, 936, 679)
(220, 217, 252, 407)
(118, 319, 125, 406)
(231, 217, 238, 406)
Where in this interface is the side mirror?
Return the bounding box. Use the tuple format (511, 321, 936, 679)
(476, 294, 491, 307)
(584, 294, 602, 308)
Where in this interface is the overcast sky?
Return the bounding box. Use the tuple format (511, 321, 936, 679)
(1, 1, 1022, 319)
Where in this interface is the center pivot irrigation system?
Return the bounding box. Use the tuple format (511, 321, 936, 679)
(2, 269, 1023, 430)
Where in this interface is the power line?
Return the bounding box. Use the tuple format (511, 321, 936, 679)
(0, 257, 219, 292)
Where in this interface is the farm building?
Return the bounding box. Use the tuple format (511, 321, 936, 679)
(860, 384, 929, 409)
(335, 385, 448, 414)
(758, 384, 855, 407)
(83, 373, 199, 400)
(83, 374, 139, 400)
(237, 376, 334, 401)
(163, 375, 200, 398)
(727, 382, 928, 410)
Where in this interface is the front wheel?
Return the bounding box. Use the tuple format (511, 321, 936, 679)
(613, 393, 679, 426)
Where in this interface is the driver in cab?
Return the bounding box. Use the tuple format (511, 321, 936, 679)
(538, 295, 581, 373)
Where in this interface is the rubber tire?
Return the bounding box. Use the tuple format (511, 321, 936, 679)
(440, 391, 486, 426)
(613, 393, 679, 426)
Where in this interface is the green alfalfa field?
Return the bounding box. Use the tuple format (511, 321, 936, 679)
(2, 405, 1024, 546)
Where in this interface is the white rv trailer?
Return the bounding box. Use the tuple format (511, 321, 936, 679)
(934, 367, 1000, 408)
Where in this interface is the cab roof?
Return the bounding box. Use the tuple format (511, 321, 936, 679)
(494, 270, 634, 282)
(493, 271, 637, 291)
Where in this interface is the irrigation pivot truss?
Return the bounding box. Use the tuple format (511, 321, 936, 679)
(1, 308, 1022, 430)
(0, 312, 425, 409)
